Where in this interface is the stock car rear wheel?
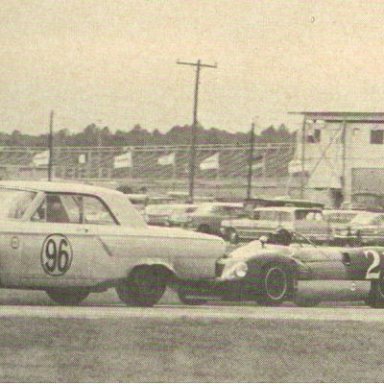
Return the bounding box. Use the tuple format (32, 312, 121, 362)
(116, 266, 166, 307)
(46, 288, 90, 305)
(366, 276, 384, 308)
(256, 263, 293, 306)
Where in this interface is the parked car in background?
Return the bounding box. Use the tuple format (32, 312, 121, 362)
(323, 209, 359, 227)
(166, 191, 215, 203)
(221, 207, 332, 244)
(183, 202, 246, 235)
(126, 193, 148, 214)
(167, 205, 199, 227)
(323, 209, 360, 245)
(144, 204, 197, 226)
(333, 211, 384, 246)
(0, 181, 226, 307)
(243, 197, 324, 215)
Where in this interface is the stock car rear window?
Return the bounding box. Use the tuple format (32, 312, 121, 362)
(0, 189, 36, 220)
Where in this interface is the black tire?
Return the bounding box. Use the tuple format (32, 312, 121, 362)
(116, 266, 166, 307)
(367, 277, 384, 308)
(228, 228, 239, 244)
(46, 287, 90, 306)
(294, 296, 321, 307)
(198, 224, 211, 234)
(256, 263, 293, 306)
(177, 289, 207, 305)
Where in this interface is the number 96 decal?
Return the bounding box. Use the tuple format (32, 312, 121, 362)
(41, 234, 73, 276)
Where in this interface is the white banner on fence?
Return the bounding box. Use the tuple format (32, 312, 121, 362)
(78, 153, 87, 164)
(200, 153, 219, 170)
(33, 150, 49, 167)
(158, 153, 175, 166)
(113, 152, 132, 169)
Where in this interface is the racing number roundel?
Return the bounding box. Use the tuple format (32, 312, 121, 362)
(41, 234, 73, 276)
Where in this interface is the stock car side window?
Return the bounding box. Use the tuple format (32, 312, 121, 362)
(82, 196, 116, 225)
(31, 194, 115, 225)
(31, 194, 77, 223)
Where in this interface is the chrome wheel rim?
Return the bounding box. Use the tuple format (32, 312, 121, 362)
(264, 267, 288, 301)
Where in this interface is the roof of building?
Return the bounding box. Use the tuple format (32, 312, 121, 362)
(289, 111, 384, 122)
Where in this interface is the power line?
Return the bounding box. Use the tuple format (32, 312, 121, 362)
(177, 59, 217, 203)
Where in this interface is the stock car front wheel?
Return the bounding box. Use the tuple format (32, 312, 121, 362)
(116, 266, 166, 307)
(256, 263, 293, 306)
(46, 288, 90, 305)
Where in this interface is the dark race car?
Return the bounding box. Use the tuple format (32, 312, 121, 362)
(177, 236, 384, 308)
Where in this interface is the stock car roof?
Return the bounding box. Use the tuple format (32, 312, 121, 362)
(0, 181, 122, 197)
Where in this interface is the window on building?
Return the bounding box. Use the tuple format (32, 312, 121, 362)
(370, 129, 384, 144)
(306, 128, 321, 143)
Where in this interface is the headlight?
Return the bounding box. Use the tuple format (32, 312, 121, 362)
(233, 262, 248, 278)
(219, 261, 248, 281)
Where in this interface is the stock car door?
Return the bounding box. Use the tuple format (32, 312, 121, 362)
(20, 193, 101, 287)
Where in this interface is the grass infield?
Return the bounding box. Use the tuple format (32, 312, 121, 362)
(0, 316, 383, 382)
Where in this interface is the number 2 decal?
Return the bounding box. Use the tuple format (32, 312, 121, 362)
(41, 234, 73, 276)
(364, 250, 381, 280)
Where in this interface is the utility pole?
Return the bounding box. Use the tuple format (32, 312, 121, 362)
(177, 59, 217, 203)
(246, 121, 256, 200)
(48, 110, 54, 181)
(341, 119, 347, 201)
(300, 115, 307, 199)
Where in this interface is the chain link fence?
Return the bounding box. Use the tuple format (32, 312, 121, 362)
(0, 143, 294, 179)
(0, 143, 296, 198)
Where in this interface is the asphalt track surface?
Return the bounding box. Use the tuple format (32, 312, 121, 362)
(0, 288, 383, 322)
(1, 303, 384, 322)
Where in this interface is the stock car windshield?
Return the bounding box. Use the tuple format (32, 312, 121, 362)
(0, 188, 36, 220)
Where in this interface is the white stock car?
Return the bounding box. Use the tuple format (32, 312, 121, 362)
(0, 181, 226, 306)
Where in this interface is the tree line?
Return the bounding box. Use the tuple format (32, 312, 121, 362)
(3, 123, 295, 147)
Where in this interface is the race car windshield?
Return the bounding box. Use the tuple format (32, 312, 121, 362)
(0, 189, 36, 220)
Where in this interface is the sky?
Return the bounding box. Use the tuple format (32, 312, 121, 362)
(1, 0, 384, 135)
